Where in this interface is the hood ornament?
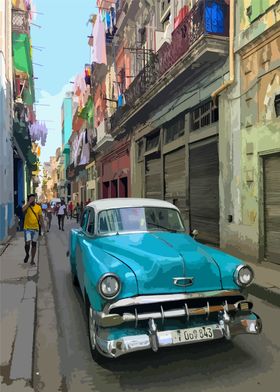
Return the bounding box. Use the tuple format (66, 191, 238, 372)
(173, 277, 194, 287)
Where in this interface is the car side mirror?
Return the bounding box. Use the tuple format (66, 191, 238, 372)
(191, 229, 199, 239)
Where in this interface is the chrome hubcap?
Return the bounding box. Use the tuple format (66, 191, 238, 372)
(89, 307, 96, 350)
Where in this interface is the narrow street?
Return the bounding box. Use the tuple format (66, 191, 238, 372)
(33, 218, 280, 392)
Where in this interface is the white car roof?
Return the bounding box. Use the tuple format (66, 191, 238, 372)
(88, 198, 180, 213)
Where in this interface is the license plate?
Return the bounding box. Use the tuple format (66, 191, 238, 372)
(172, 326, 214, 344)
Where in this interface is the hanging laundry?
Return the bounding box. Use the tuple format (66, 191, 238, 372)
(106, 11, 111, 30)
(101, 9, 106, 22)
(79, 130, 90, 165)
(92, 11, 107, 65)
(110, 6, 116, 29)
(118, 94, 123, 107)
(84, 65, 91, 86)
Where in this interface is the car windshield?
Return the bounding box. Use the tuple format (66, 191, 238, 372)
(98, 207, 185, 235)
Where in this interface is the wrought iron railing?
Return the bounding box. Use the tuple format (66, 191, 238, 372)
(110, 0, 229, 129)
(12, 9, 29, 34)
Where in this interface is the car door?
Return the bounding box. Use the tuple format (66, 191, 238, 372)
(76, 209, 90, 291)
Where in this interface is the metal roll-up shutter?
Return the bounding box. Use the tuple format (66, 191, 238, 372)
(164, 147, 187, 221)
(189, 139, 219, 245)
(145, 152, 161, 199)
(264, 153, 280, 264)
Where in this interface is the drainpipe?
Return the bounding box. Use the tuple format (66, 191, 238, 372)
(211, 0, 235, 105)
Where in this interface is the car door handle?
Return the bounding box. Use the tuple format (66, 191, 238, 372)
(173, 277, 194, 287)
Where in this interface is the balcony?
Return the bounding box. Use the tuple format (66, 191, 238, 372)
(12, 9, 29, 34)
(93, 119, 114, 153)
(111, 0, 229, 129)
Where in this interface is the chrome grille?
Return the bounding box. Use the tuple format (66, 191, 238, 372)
(109, 295, 245, 317)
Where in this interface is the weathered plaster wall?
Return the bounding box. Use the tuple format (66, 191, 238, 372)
(236, 0, 280, 51)
(220, 5, 280, 261)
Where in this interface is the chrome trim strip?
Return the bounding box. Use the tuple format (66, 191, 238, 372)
(94, 313, 262, 358)
(105, 290, 243, 314)
(95, 303, 238, 327)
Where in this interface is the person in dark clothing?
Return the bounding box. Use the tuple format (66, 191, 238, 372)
(46, 203, 53, 231)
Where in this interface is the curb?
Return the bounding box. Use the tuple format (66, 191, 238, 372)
(248, 282, 280, 307)
(7, 237, 40, 387)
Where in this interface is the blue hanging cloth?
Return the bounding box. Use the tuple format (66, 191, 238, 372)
(205, 2, 224, 34)
(106, 11, 111, 30)
(118, 94, 123, 107)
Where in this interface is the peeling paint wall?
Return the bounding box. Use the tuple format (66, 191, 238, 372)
(220, 1, 280, 261)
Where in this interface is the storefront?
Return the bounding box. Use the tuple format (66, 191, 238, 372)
(98, 140, 130, 199)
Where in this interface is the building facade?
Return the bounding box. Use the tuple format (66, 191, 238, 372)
(219, 0, 280, 263)
(0, 0, 14, 242)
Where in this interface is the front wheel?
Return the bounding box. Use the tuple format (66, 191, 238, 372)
(70, 266, 79, 287)
(87, 302, 109, 363)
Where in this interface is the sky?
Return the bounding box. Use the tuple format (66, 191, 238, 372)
(31, 0, 97, 164)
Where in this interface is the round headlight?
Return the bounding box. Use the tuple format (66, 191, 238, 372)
(99, 274, 121, 299)
(234, 265, 254, 287)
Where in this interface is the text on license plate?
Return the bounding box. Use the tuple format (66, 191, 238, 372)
(172, 326, 214, 344)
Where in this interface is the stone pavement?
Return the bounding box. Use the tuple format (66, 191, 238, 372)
(0, 233, 38, 391)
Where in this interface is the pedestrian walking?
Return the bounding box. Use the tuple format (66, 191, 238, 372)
(57, 200, 67, 230)
(46, 202, 53, 231)
(22, 194, 45, 265)
(68, 200, 74, 219)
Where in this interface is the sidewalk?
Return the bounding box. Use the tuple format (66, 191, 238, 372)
(246, 260, 280, 307)
(0, 233, 38, 391)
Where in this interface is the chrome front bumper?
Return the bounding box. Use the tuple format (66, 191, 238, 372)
(95, 312, 262, 358)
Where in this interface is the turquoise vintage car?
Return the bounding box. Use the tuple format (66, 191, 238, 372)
(68, 198, 262, 361)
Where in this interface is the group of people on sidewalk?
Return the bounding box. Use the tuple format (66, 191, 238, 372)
(18, 195, 92, 265)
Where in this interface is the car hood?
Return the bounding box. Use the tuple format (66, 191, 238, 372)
(94, 232, 222, 295)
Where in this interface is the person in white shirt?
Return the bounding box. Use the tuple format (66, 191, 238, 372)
(57, 200, 67, 231)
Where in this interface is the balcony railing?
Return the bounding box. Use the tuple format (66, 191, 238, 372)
(111, 0, 229, 126)
(12, 9, 29, 34)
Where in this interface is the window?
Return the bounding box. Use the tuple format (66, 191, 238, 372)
(97, 207, 185, 235)
(275, 94, 280, 117)
(146, 132, 160, 152)
(191, 101, 218, 131)
(164, 115, 185, 144)
(81, 209, 89, 230)
(87, 209, 95, 235)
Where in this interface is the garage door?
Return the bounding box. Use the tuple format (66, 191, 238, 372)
(189, 139, 219, 245)
(164, 147, 188, 223)
(264, 153, 280, 264)
(145, 152, 161, 199)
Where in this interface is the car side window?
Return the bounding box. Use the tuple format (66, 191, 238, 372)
(87, 209, 95, 235)
(81, 209, 89, 231)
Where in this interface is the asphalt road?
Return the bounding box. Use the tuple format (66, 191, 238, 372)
(34, 218, 280, 392)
